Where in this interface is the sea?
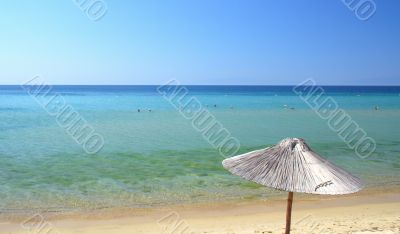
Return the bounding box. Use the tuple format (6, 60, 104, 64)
(0, 85, 399, 213)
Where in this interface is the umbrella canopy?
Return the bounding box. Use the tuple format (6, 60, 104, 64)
(222, 138, 363, 195)
(222, 138, 363, 234)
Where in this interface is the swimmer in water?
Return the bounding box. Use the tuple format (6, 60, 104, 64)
(374, 106, 379, 111)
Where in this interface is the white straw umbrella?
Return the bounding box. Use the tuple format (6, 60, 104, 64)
(222, 138, 363, 234)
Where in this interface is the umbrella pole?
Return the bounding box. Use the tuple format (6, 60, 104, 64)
(285, 192, 293, 234)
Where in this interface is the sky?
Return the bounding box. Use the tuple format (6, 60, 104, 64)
(0, 0, 399, 85)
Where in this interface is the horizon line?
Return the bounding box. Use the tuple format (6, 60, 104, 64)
(1, 84, 400, 87)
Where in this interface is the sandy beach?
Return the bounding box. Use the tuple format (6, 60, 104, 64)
(1, 189, 399, 234)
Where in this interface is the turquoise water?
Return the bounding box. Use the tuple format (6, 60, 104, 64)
(0, 86, 399, 212)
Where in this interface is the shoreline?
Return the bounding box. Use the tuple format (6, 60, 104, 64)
(1, 185, 399, 221)
(1, 187, 399, 233)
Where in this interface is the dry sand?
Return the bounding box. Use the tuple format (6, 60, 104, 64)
(1, 191, 399, 234)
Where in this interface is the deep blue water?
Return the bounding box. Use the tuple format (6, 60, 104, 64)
(2, 85, 400, 95)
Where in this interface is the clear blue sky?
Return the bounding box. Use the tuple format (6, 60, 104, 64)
(1, 1, 399, 85)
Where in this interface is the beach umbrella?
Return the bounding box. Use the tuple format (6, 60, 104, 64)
(222, 138, 363, 234)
